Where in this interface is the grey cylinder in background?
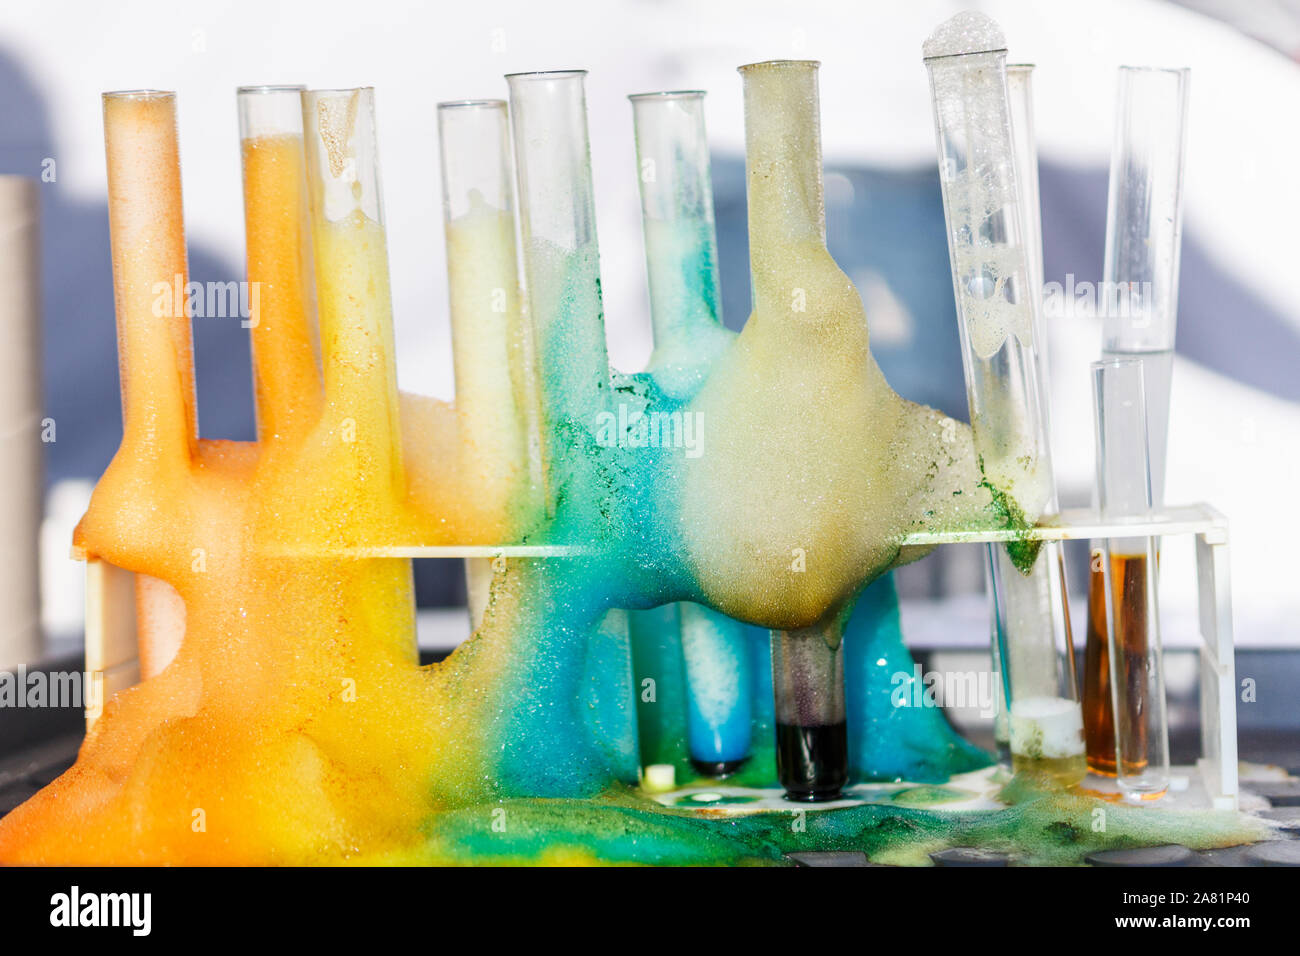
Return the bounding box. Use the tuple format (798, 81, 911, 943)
(0, 175, 43, 671)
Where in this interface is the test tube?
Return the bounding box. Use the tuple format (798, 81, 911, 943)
(1091, 359, 1170, 799)
(771, 621, 847, 800)
(923, 13, 1084, 787)
(438, 100, 537, 628)
(505, 71, 612, 513)
(300, 88, 405, 500)
(1100, 67, 1188, 494)
(736, 60, 848, 799)
(986, 63, 1045, 769)
(103, 91, 197, 678)
(103, 91, 197, 463)
(299, 87, 416, 667)
(1006, 65, 1048, 390)
(1084, 66, 1188, 775)
(627, 90, 733, 397)
(237, 85, 321, 445)
(628, 90, 752, 777)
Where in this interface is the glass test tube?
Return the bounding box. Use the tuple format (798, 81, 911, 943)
(438, 100, 537, 629)
(1084, 67, 1188, 775)
(628, 91, 733, 397)
(1091, 359, 1170, 798)
(771, 620, 847, 800)
(300, 88, 405, 499)
(737, 60, 848, 800)
(923, 14, 1083, 787)
(505, 71, 612, 513)
(103, 90, 195, 679)
(1007, 65, 1047, 389)
(300, 87, 417, 665)
(237, 85, 321, 445)
(1100, 66, 1188, 496)
(103, 91, 197, 461)
(438, 100, 533, 461)
(629, 91, 753, 776)
(986, 63, 1046, 768)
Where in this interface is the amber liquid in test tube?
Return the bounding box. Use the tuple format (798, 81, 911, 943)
(1084, 550, 1152, 772)
(1089, 359, 1169, 798)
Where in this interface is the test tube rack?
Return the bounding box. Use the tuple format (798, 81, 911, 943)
(80, 501, 1239, 809)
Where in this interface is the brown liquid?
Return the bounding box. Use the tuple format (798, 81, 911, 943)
(1082, 551, 1150, 776)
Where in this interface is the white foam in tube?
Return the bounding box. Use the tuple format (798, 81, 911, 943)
(1009, 695, 1085, 760)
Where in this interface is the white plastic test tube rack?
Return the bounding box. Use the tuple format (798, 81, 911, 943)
(79, 505, 1239, 810)
(905, 503, 1238, 810)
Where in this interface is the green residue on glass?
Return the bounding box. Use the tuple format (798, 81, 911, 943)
(977, 455, 1042, 573)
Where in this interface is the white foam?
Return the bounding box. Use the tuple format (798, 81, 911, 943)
(922, 11, 1006, 59)
(1009, 695, 1085, 759)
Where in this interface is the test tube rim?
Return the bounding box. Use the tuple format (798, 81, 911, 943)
(737, 59, 820, 74)
(627, 90, 706, 102)
(437, 98, 507, 111)
(1092, 356, 1145, 372)
(103, 89, 174, 100)
(504, 69, 588, 82)
(302, 86, 376, 98)
(1117, 64, 1190, 76)
(236, 84, 307, 95)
